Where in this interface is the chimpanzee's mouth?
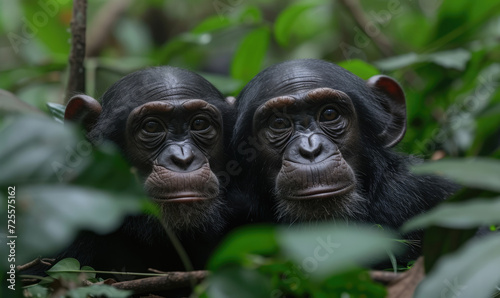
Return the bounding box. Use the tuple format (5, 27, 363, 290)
(153, 192, 210, 203)
(288, 184, 355, 200)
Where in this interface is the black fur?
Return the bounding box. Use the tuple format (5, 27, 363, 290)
(230, 59, 458, 261)
(23, 67, 235, 287)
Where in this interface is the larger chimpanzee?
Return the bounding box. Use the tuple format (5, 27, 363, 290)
(27, 66, 235, 282)
(231, 59, 457, 260)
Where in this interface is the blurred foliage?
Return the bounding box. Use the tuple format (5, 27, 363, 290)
(1, 0, 499, 156)
(203, 224, 396, 298)
(0, 0, 499, 297)
(0, 116, 148, 265)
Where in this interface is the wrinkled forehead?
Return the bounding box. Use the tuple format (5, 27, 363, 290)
(103, 75, 217, 107)
(252, 65, 349, 100)
(132, 72, 212, 100)
(131, 84, 208, 102)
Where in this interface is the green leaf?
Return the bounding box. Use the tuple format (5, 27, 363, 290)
(208, 225, 279, 271)
(238, 5, 263, 24)
(259, 261, 310, 296)
(230, 26, 270, 82)
(20, 0, 72, 58)
(402, 197, 500, 232)
(46, 258, 81, 280)
(375, 52, 420, 70)
(72, 142, 145, 196)
(67, 284, 132, 298)
(426, 48, 471, 71)
(22, 284, 49, 298)
(192, 16, 232, 34)
(412, 158, 500, 192)
(200, 72, 245, 96)
(206, 267, 272, 298)
(416, 234, 500, 298)
(156, 34, 208, 64)
(431, 0, 500, 46)
(375, 49, 471, 71)
(274, 3, 316, 47)
(0, 116, 82, 185)
(81, 266, 96, 279)
(277, 224, 399, 279)
(337, 59, 379, 80)
(393, 14, 432, 48)
(17, 185, 142, 264)
(46, 102, 65, 123)
(0, 116, 145, 195)
(321, 269, 387, 298)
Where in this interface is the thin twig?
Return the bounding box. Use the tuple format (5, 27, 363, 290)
(17, 257, 55, 272)
(111, 270, 208, 294)
(387, 257, 426, 298)
(148, 268, 169, 274)
(338, 0, 393, 57)
(86, 0, 132, 57)
(158, 218, 195, 275)
(369, 270, 401, 285)
(65, 0, 87, 103)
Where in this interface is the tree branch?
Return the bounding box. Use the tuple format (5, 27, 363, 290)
(110, 270, 208, 294)
(369, 270, 401, 285)
(65, 0, 87, 103)
(86, 0, 132, 57)
(338, 0, 393, 57)
(17, 257, 55, 272)
(386, 257, 426, 298)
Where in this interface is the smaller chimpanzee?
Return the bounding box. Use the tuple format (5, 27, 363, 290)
(231, 59, 458, 261)
(26, 66, 235, 279)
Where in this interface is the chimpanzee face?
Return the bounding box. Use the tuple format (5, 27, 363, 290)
(234, 59, 407, 222)
(65, 66, 233, 232)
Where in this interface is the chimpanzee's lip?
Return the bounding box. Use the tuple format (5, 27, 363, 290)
(288, 184, 354, 200)
(153, 192, 209, 203)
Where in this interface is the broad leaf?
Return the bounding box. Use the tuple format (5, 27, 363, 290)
(277, 224, 399, 279)
(0, 116, 83, 185)
(192, 16, 232, 34)
(208, 225, 279, 271)
(206, 267, 272, 298)
(230, 27, 270, 83)
(274, 3, 316, 47)
(375, 52, 420, 70)
(426, 48, 471, 71)
(17, 185, 142, 263)
(46, 258, 82, 280)
(416, 234, 500, 298)
(20, 0, 72, 57)
(46, 102, 65, 123)
(321, 269, 387, 298)
(402, 197, 500, 232)
(412, 158, 500, 192)
(338, 59, 379, 80)
(375, 49, 471, 71)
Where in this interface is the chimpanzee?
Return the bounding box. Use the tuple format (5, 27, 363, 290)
(25, 66, 235, 281)
(231, 59, 457, 261)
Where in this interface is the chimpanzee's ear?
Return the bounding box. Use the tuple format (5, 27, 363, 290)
(367, 75, 407, 148)
(64, 95, 102, 132)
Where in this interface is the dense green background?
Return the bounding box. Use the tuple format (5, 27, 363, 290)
(0, 0, 499, 297)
